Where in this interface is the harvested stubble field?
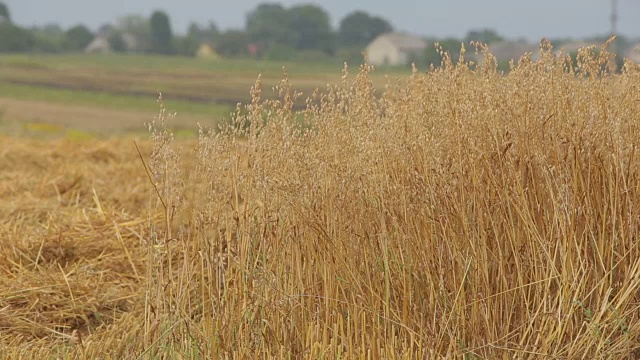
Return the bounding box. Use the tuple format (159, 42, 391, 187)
(3, 41, 640, 359)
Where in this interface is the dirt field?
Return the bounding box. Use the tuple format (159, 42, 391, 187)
(0, 97, 218, 135)
(0, 54, 408, 139)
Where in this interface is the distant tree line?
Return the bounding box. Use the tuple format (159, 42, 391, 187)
(0, 1, 396, 60)
(0, 1, 632, 68)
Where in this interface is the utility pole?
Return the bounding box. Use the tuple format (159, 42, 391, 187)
(610, 0, 618, 36)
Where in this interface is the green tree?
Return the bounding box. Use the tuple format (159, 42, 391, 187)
(465, 29, 503, 45)
(65, 24, 93, 51)
(174, 34, 200, 56)
(338, 11, 392, 47)
(187, 23, 201, 39)
(108, 31, 127, 53)
(246, 3, 292, 52)
(288, 4, 335, 54)
(30, 24, 65, 52)
(0, 1, 10, 23)
(117, 15, 151, 52)
(215, 30, 249, 57)
(337, 47, 367, 65)
(98, 23, 114, 35)
(0, 23, 35, 52)
(205, 22, 219, 40)
(150, 10, 173, 54)
(421, 38, 464, 68)
(187, 22, 218, 42)
(184, 22, 219, 56)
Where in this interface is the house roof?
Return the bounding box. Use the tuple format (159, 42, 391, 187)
(85, 35, 111, 53)
(374, 32, 427, 52)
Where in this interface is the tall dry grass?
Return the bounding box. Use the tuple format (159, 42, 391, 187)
(3, 39, 640, 358)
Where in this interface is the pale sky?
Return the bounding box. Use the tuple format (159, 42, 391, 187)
(5, 0, 640, 41)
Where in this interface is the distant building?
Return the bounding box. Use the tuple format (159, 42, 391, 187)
(365, 32, 428, 66)
(84, 31, 142, 54)
(196, 43, 219, 59)
(85, 35, 111, 53)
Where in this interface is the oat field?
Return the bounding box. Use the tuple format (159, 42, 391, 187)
(2, 41, 640, 359)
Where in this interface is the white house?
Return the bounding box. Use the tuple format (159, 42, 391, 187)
(85, 35, 111, 53)
(84, 32, 142, 54)
(365, 32, 428, 66)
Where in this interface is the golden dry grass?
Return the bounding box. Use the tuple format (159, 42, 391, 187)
(3, 40, 640, 359)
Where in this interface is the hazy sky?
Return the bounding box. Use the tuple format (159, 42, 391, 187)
(6, 0, 640, 41)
